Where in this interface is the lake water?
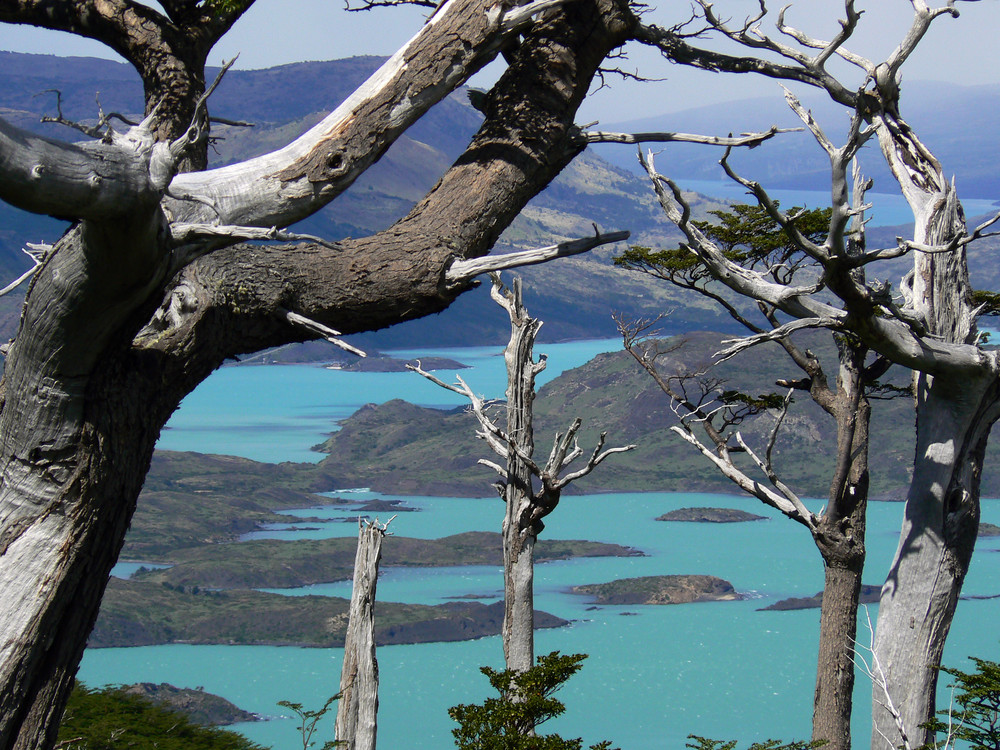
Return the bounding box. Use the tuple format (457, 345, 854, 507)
(83, 340, 1000, 749)
(681, 179, 1000, 228)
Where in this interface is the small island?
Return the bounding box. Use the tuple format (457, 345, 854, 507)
(760, 584, 882, 612)
(980, 522, 1000, 537)
(333, 355, 467, 373)
(657, 507, 767, 523)
(92, 582, 567, 648)
(570, 574, 739, 605)
(352, 499, 419, 513)
(122, 683, 257, 726)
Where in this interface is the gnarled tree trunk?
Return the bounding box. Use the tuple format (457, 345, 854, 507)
(870, 108, 1000, 750)
(811, 341, 870, 750)
(0, 1, 636, 747)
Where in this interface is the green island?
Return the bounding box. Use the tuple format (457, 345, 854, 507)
(759, 585, 883, 612)
(100, 448, 646, 647)
(104, 330, 1000, 650)
(96, 531, 638, 647)
(118, 683, 258, 726)
(656, 507, 768, 523)
(93, 579, 567, 648)
(129, 532, 642, 590)
(570, 575, 740, 606)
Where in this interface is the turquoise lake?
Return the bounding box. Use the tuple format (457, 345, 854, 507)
(80, 339, 1000, 749)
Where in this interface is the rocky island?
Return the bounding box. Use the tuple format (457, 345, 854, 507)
(332, 354, 467, 372)
(122, 683, 258, 726)
(760, 584, 882, 612)
(96, 532, 639, 648)
(92, 580, 566, 648)
(570, 574, 739, 605)
(657, 507, 768, 523)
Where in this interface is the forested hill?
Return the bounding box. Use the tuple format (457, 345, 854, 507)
(309, 331, 984, 500)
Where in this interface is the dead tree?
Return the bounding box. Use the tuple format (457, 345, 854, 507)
(612, 190, 885, 750)
(0, 2, 638, 748)
(411, 273, 634, 674)
(611, 2, 1000, 746)
(335, 517, 393, 750)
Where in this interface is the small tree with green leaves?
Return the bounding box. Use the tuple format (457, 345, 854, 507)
(448, 652, 616, 750)
(277, 696, 342, 750)
(922, 657, 1000, 749)
(57, 684, 265, 750)
(616, 200, 886, 750)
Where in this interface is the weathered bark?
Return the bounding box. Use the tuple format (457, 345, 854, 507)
(335, 520, 386, 750)
(870, 373, 997, 750)
(811, 342, 870, 750)
(411, 275, 632, 682)
(869, 107, 1000, 750)
(498, 278, 545, 674)
(0, 1, 637, 748)
(619, 5, 1000, 743)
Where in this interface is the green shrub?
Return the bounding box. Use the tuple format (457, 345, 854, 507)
(448, 651, 616, 750)
(58, 683, 265, 750)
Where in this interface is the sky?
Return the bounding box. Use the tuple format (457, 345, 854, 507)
(1, 0, 999, 122)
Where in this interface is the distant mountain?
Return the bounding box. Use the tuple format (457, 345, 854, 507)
(593, 81, 1000, 200)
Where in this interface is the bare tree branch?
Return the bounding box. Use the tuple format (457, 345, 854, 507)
(281, 309, 367, 357)
(446, 230, 629, 284)
(584, 125, 798, 146)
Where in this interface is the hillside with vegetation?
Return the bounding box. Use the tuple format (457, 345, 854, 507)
(310, 330, 950, 499)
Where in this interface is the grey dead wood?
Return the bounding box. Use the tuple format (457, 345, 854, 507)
(617, 2, 1000, 748)
(410, 274, 634, 679)
(335, 518, 391, 750)
(0, 1, 637, 748)
(616, 159, 876, 750)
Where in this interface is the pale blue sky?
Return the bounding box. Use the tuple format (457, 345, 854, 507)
(1, 0, 998, 121)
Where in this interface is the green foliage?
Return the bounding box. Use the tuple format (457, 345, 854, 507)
(922, 657, 1000, 749)
(719, 390, 789, 411)
(200, 0, 248, 13)
(972, 290, 1000, 317)
(277, 695, 342, 750)
(685, 736, 824, 750)
(691, 203, 831, 264)
(615, 203, 832, 286)
(448, 652, 617, 750)
(57, 683, 266, 750)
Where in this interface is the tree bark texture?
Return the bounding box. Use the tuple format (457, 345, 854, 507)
(500, 278, 545, 675)
(870, 108, 1000, 750)
(871, 372, 1000, 750)
(335, 521, 385, 750)
(810, 346, 869, 750)
(0, 1, 636, 748)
